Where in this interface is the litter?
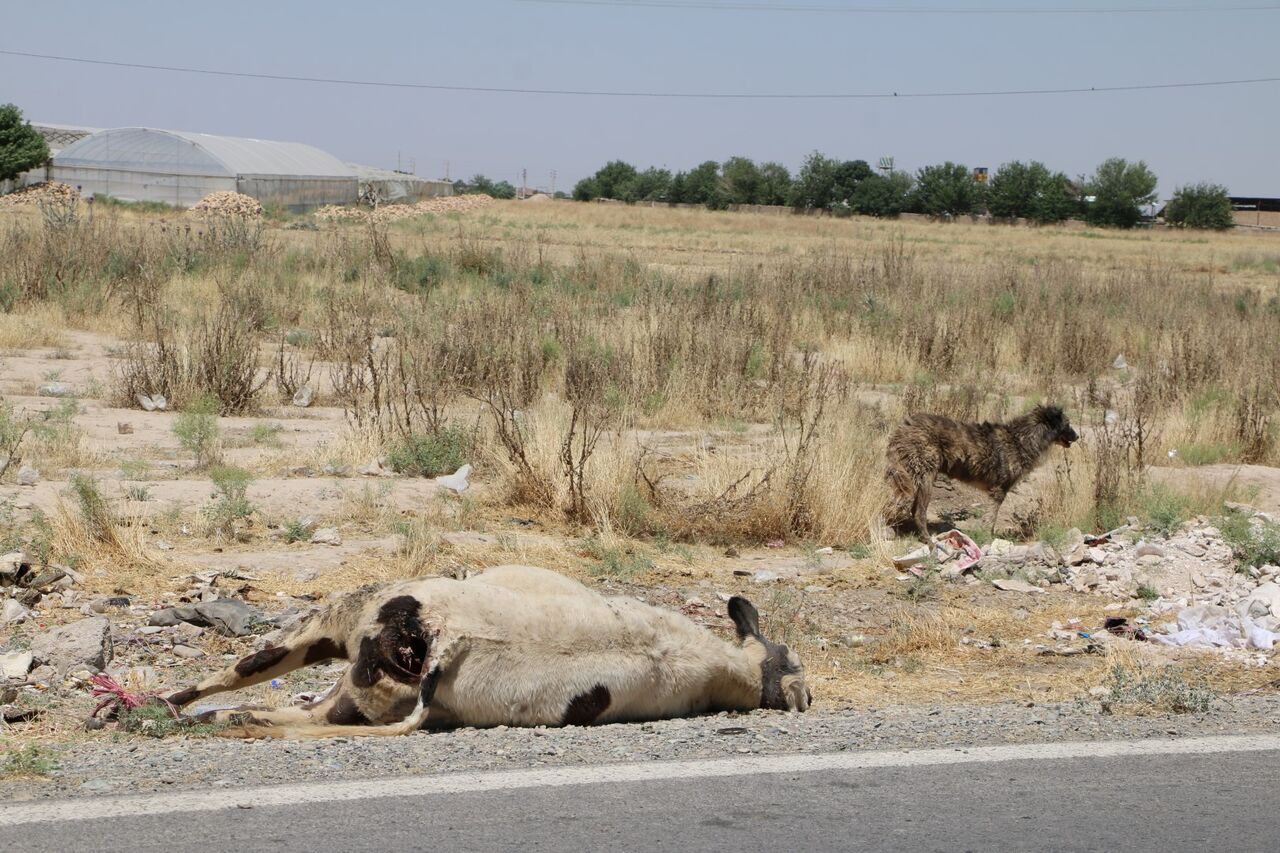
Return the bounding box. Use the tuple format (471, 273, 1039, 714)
(1151, 604, 1280, 651)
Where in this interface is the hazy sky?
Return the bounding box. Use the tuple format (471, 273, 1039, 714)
(3, 1, 1277, 196)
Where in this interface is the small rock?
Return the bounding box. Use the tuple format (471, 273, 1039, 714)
(1135, 542, 1166, 559)
(723, 546, 740, 558)
(117, 422, 134, 435)
(16, 465, 39, 486)
(752, 570, 779, 584)
(310, 527, 342, 546)
(1137, 555, 1162, 567)
(1087, 547, 1107, 565)
(357, 459, 385, 477)
(172, 645, 205, 660)
(1181, 543, 1207, 558)
(1112, 354, 1128, 370)
(291, 386, 314, 407)
(992, 578, 1045, 595)
(31, 616, 113, 673)
(38, 382, 72, 397)
(1, 598, 31, 624)
(0, 650, 34, 679)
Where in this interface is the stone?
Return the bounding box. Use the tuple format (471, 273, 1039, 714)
(992, 578, 1045, 594)
(172, 645, 205, 660)
(1, 598, 31, 624)
(0, 650, 34, 679)
(310, 527, 342, 546)
(1087, 547, 1107, 565)
(38, 382, 72, 397)
(1135, 542, 1166, 559)
(16, 465, 39, 486)
(291, 386, 314, 407)
(1181, 543, 1207, 558)
(149, 599, 263, 637)
(1112, 354, 1128, 370)
(357, 458, 385, 477)
(1137, 554, 1163, 567)
(31, 616, 113, 673)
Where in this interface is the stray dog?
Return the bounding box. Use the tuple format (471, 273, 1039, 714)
(163, 565, 810, 739)
(884, 405, 1078, 541)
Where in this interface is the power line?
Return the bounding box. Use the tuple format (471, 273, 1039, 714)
(2, 48, 1277, 100)
(509, 0, 1280, 13)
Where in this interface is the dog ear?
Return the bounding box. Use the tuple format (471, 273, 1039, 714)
(1041, 405, 1065, 428)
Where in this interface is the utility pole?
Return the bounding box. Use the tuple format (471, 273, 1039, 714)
(521, 168, 527, 199)
(549, 169, 557, 196)
(444, 160, 450, 181)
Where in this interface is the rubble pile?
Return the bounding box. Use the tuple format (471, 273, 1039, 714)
(313, 193, 495, 224)
(903, 504, 1280, 653)
(0, 181, 80, 208)
(189, 191, 264, 218)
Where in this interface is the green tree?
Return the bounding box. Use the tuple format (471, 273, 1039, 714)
(1084, 158, 1158, 228)
(757, 161, 793, 206)
(572, 176, 600, 201)
(790, 151, 840, 210)
(680, 160, 726, 209)
(912, 162, 985, 217)
(591, 160, 639, 200)
(850, 171, 914, 217)
(459, 174, 516, 199)
(831, 159, 873, 211)
(1164, 182, 1234, 230)
(618, 166, 672, 202)
(988, 161, 1077, 224)
(721, 156, 763, 205)
(0, 104, 48, 183)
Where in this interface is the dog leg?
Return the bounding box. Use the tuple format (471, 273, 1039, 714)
(988, 488, 1007, 537)
(912, 479, 933, 542)
(162, 615, 350, 709)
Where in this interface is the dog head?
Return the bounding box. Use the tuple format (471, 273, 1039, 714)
(1037, 405, 1078, 448)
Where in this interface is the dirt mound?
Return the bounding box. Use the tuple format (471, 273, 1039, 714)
(314, 194, 494, 224)
(0, 182, 79, 208)
(189, 192, 263, 218)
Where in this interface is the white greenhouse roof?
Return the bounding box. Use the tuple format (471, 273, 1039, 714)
(54, 127, 355, 179)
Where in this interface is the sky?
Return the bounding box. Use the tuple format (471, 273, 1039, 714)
(2, 0, 1278, 197)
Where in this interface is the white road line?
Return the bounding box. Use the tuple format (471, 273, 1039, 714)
(3, 734, 1279, 827)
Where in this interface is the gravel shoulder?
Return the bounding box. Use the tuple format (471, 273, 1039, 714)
(3, 697, 1277, 802)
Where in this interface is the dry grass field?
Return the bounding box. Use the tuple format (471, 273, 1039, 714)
(3, 195, 1280, 751)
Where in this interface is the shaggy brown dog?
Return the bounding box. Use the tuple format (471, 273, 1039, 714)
(885, 405, 1078, 541)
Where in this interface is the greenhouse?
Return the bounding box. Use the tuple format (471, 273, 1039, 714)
(50, 127, 357, 209)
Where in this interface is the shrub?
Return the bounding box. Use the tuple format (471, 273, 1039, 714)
(205, 465, 254, 538)
(987, 161, 1077, 224)
(1218, 508, 1280, 572)
(1164, 182, 1234, 231)
(385, 427, 473, 477)
(851, 171, 913, 218)
(173, 395, 221, 468)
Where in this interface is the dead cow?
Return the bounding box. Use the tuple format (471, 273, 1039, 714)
(164, 565, 811, 738)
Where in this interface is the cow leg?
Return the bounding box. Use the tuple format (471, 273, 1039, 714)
(218, 639, 463, 739)
(163, 615, 350, 709)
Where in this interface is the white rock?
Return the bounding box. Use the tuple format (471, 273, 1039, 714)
(310, 527, 342, 546)
(172, 645, 205, 660)
(1112, 354, 1128, 370)
(992, 578, 1045, 594)
(38, 382, 72, 397)
(434, 464, 472, 495)
(0, 650, 33, 679)
(16, 465, 39, 486)
(1, 598, 31, 624)
(1087, 547, 1107, 565)
(291, 386, 314, 408)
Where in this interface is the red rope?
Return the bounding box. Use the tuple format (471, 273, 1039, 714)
(87, 674, 179, 720)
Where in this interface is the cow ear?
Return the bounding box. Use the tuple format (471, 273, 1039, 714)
(728, 597, 762, 642)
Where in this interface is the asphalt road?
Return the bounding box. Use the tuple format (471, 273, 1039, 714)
(3, 736, 1276, 852)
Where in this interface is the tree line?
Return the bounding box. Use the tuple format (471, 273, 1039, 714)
(570, 152, 1237, 230)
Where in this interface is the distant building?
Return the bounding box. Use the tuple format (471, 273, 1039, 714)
(1229, 197, 1280, 229)
(48, 127, 358, 209)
